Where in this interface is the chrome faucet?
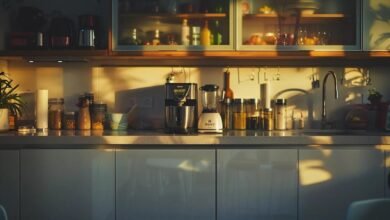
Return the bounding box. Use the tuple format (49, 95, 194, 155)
(321, 71, 339, 129)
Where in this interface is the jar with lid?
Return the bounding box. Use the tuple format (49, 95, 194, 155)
(246, 98, 260, 130)
(233, 98, 247, 130)
(48, 98, 64, 130)
(262, 108, 274, 131)
(274, 99, 287, 130)
(63, 112, 76, 130)
(91, 103, 107, 130)
(221, 98, 233, 129)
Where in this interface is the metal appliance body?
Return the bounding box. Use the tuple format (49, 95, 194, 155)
(165, 83, 197, 133)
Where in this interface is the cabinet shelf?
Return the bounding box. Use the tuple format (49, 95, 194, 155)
(120, 13, 228, 20)
(0, 49, 108, 60)
(243, 13, 347, 24)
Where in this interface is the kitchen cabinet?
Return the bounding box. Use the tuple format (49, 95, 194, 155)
(112, 0, 234, 51)
(237, 0, 361, 51)
(217, 149, 298, 220)
(21, 149, 115, 220)
(299, 148, 384, 220)
(363, 0, 390, 51)
(116, 149, 215, 220)
(0, 150, 19, 220)
(386, 151, 390, 198)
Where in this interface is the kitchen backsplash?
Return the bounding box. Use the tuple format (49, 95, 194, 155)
(4, 60, 390, 129)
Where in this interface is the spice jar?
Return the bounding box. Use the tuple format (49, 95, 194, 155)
(48, 98, 64, 130)
(221, 98, 233, 129)
(246, 98, 260, 130)
(63, 112, 76, 130)
(91, 103, 107, 130)
(274, 99, 287, 130)
(233, 98, 246, 130)
(262, 108, 274, 131)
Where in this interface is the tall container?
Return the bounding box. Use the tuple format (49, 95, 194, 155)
(48, 98, 64, 130)
(36, 89, 48, 131)
(233, 98, 246, 130)
(246, 98, 260, 130)
(274, 99, 287, 130)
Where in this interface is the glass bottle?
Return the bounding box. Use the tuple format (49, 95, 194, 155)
(211, 20, 223, 45)
(129, 28, 141, 45)
(223, 69, 234, 99)
(181, 19, 190, 46)
(152, 29, 160, 45)
(48, 98, 64, 130)
(77, 96, 91, 130)
(200, 20, 211, 46)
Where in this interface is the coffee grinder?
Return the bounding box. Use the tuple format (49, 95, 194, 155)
(198, 84, 223, 133)
(165, 83, 198, 133)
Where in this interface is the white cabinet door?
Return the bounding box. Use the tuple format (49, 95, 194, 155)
(363, 0, 390, 50)
(116, 149, 215, 220)
(299, 149, 384, 220)
(218, 149, 298, 220)
(21, 149, 115, 220)
(0, 150, 19, 220)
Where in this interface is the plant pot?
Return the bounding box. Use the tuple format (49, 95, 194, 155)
(0, 108, 9, 132)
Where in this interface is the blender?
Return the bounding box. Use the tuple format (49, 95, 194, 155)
(198, 84, 223, 133)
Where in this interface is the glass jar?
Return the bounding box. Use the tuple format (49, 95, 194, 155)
(63, 112, 76, 130)
(274, 99, 287, 130)
(77, 96, 91, 130)
(246, 98, 260, 130)
(48, 98, 64, 130)
(221, 98, 233, 130)
(233, 98, 246, 130)
(262, 108, 274, 131)
(91, 103, 107, 130)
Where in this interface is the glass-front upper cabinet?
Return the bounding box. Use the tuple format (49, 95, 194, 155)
(112, 0, 234, 51)
(237, 0, 361, 51)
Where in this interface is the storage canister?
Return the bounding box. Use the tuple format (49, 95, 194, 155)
(233, 98, 246, 130)
(246, 98, 260, 130)
(262, 108, 274, 131)
(63, 111, 76, 130)
(48, 98, 64, 130)
(274, 99, 287, 130)
(221, 98, 233, 129)
(91, 103, 107, 130)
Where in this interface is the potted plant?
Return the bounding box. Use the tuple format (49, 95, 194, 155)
(0, 72, 23, 131)
(367, 88, 383, 106)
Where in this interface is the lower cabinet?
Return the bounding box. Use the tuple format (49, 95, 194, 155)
(0, 150, 20, 220)
(116, 149, 215, 220)
(299, 149, 384, 220)
(21, 149, 115, 220)
(217, 149, 298, 220)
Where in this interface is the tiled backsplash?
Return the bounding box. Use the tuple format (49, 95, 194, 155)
(5, 60, 390, 129)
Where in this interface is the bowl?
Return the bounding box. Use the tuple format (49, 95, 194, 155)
(107, 113, 128, 130)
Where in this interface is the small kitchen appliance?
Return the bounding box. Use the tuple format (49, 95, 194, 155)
(198, 84, 223, 133)
(165, 83, 198, 133)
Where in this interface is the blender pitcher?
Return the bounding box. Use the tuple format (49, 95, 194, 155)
(198, 84, 223, 133)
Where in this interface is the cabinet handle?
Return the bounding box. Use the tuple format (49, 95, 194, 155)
(388, 172, 390, 189)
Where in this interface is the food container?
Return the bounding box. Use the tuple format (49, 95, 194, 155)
(63, 112, 76, 130)
(91, 103, 107, 130)
(233, 98, 246, 130)
(48, 98, 64, 130)
(246, 98, 260, 130)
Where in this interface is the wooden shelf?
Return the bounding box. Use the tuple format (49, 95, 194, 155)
(120, 13, 227, 20)
(0, 49, 108, 60)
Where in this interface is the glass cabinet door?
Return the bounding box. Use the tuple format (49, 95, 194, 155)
(112, 0, 233, 51)
(237, 0, 361, 51)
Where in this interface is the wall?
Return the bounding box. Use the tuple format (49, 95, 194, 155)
(4, 60, 390, 129)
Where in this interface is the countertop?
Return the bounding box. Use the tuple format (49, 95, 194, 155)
(1, 129, 390, 148)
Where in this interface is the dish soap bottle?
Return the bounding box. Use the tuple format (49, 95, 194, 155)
(200, 20, 211, 46)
